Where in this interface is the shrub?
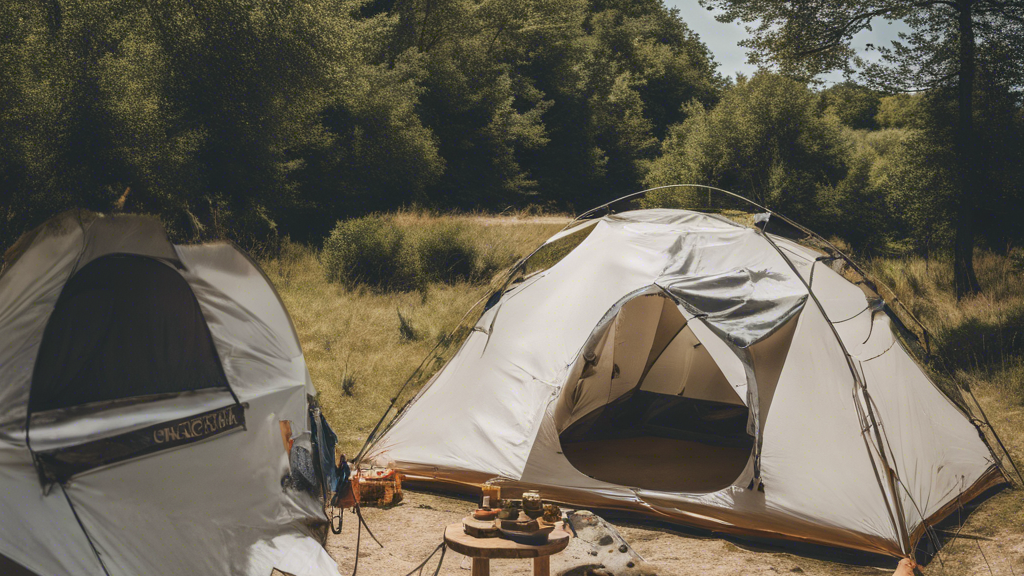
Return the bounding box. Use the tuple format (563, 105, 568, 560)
(414, 221, 479, 283)
(322, 215, 419, 291)
(341, 372, 357, 397)
(1011, 247, 1024, 272)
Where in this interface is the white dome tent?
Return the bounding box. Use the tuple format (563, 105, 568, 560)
(365, 186, 1011, 559)
(0, 212, 339, 576)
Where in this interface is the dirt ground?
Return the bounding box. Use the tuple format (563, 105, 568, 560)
(326, 489, 902, 576)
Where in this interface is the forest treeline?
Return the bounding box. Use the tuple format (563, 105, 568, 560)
(1, 0, 1022, 259)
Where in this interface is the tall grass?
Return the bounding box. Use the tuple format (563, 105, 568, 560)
(868, 251, 1024, 376)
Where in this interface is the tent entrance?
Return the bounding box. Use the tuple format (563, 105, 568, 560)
(557, 293, 753, 493)
(26, 253, 240, 484)
(560, 392, 753, 493)
(29, 253, 231, 414)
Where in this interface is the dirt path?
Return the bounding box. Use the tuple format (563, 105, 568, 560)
(326, 489, 898, 576)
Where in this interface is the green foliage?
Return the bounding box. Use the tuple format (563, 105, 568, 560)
(527, 0, 724, 206)
(815, 129, 897, 255)
(818, 82, 881, 130)
(0, 0, 727, 251)
(296, 49, 445, 234)
(875, 94, 930, 130)
(644, 73, 847, 217)
(322, 215, 420, 291)
(413, 221, 480, 283)
(872, 130, 956, 256)
(3, 0, 1020, 270)
(701, 0, 1024, 92)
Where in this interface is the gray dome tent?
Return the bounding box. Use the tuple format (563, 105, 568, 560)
(0, 212, 338, 575)
(366, 196, 1007, 559)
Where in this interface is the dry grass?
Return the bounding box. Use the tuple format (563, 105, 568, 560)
(261, 212, 568, 455)
(868, 252, 1024, 375)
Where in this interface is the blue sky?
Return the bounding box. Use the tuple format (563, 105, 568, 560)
(665, 2, 909, 84)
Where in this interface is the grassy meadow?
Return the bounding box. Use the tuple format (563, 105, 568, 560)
(261, 213, 1024, 573)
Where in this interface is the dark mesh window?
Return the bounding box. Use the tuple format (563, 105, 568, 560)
(29, 254, 229, 413)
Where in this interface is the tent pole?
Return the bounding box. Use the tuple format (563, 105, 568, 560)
(60, 485, 112, 576)
(965, 386, 1024, 486)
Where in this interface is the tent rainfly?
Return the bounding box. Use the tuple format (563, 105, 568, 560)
(366, 208, 1004, 558)
(0, 212, 339, 576)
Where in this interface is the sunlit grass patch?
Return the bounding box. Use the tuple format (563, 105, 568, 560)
(867, 251, 1024, 375)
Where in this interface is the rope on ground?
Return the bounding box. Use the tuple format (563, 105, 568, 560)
(401, 536, 447, 576)
(965, 384, 1024, 488)
(349, 506, 362, 576)
(347, 503, 384, 576)
(344, 517, 446, 576)
(976, 538, 995, 576)
(356, 504, 384, 549)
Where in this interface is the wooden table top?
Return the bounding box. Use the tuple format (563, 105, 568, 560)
(443, 522, 571, 559)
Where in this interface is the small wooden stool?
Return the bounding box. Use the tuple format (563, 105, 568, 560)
(443, 522, 571, 576)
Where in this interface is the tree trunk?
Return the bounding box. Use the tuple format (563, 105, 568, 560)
(954, 1, 981, 299)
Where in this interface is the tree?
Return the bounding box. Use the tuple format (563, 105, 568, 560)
(701, 0, 1024, 299)
(644, 73, 848, 218)
(872, 130, 957, 257)
(818, 81, 881, 130)
(818, 128, 902, 254)
(0, 0, 445, 249)
(372, 0, 723, 210)
(1, 0, 726, 250)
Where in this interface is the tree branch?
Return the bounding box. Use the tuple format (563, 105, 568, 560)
(977, 0, 1024, 13)
(902, 69, 960, 91)
(791, 1, 959, 58)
